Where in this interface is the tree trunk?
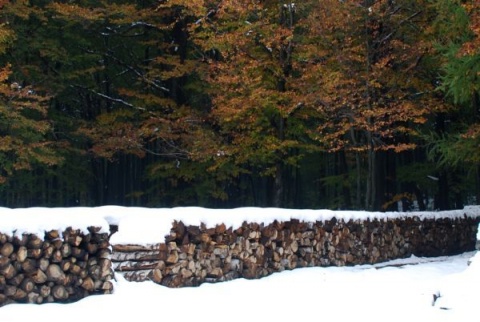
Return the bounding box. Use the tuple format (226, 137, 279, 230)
(338, 151, 352, 209)
(435, 171, 449, 210)
(474, 92, 480, 205)
(272, 161, 284, 208)
(477, 165, 480, 205)
(365, 133, 375, 210)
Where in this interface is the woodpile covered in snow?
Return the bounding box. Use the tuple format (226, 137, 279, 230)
(0, 227, 113, 306)
(112, 215, 480, 287)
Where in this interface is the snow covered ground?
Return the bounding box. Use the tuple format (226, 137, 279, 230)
(0, 251, 477, 322)
(0, 206, 479, 322)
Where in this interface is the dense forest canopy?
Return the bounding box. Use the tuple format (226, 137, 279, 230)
(0, 0, 478, 211)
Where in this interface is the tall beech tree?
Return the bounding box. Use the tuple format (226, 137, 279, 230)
(298, 0, 440, 210)
(195, 0, 322, 207)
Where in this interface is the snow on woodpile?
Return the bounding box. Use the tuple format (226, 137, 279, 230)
(107, 206, 480, 245)
(0, 207, 110, 238)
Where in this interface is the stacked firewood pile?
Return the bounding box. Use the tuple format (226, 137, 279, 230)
(0, 227, 113, 306)
(112, 216, 480, 287)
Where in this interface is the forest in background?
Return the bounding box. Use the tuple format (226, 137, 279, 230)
(0, 0, 479, 211)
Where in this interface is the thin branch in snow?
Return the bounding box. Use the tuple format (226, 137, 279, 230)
(72, 85, 146, 111)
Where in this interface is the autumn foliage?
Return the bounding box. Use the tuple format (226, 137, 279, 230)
(0, 0, 478, 210)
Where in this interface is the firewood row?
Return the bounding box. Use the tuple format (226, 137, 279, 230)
(112, 216, 480, 288)
(0, 227, 113, 307)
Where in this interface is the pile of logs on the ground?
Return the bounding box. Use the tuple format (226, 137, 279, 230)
(0, 227, 113, 307)
(111, 244, 160, 281)
(112, 215, 480, 288)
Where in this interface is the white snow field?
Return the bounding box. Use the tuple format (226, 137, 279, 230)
(0, 206, 478, 322)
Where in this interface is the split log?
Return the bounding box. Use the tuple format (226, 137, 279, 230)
(13, 288, 27, 301)
(166, 251, 179, 264)
(99, 259, 112, 278)
(81, 277, 95, 292)
(61, 260, 72, 272)
(61, 244, 72, 258)
(70, 264, 83, 275)
(16, 246, 28, 262)
(1, 263, 17, 279)
(45, 230, 60, 240)
(67, 235, 83, 247)
(27, 235, 43, 249)
(39, 285, 50, 298)
(21, 259, 37, 274)
(46, 264, 66, 284)
(0, 256, 10, 269)
(180, 268, 193, 279)
(207, 268, 223, 278)
(150, 269, 163, 283)
(101, 281, 113, 292)
(39, 258, 50, 272)
(30, 269, 48, 284)
(1, 243, 14, 257)
(52, 285, 69, 300)
(20, 277, 35, 293)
